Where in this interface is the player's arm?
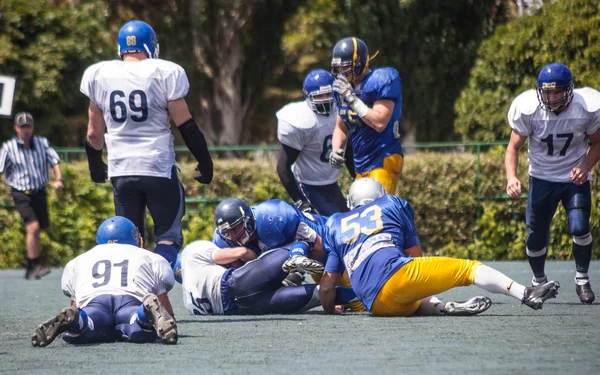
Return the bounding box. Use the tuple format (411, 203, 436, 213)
(343, 140, 356, 178)
(213, 246, 258, 265)
(84, 101, 108, 183)
(330, 116, 349, 169)
(505, 130, 527, 198)
(168, 98, 214, 184)
(276, 144, 306, 204)
(572, 129, 600, 185)
(356, 99, 394, 133)
(404, 244, 423, 257)
(158, 293, 175, 317)
(319, 271, 341, 314)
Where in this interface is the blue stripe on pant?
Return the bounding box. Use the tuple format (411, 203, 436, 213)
(62, 294, 157, 344)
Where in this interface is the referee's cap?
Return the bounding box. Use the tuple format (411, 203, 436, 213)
(15, 112, 34, 127)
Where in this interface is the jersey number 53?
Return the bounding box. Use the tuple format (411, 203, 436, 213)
(341, 205, 384, 245)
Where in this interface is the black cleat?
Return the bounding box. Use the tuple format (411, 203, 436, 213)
(442, 296, 492, 316)
(143, 294, 178, 345)
(522, 281, 560, 310)
(282, 271, 305, 287)
(575, 281, 595, 304)
(31, 307, 79, 347)
(25, 264, 51, 280)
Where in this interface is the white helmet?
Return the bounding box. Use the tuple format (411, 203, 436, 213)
(346, 178, 386, 210)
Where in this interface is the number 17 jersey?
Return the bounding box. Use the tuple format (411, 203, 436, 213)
(80, 59, 190, 178)
(61, 244, 175, 308)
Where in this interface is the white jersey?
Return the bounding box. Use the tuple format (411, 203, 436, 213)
(277, 101, 340, 185)
(61, 244, 174, 308)
(80, 59, 190, 178)
(508, 88, 600, 182)
(180, 240, 227, 315)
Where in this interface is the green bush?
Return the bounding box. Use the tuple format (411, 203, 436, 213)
(1, 152, 599, 268)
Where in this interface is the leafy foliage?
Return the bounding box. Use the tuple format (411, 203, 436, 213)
(2, 151, 599, 268)
(454, 0, 600, 141)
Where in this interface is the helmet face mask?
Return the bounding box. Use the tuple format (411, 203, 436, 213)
(536, 63, 574, 112)
(346, 178, 386, 210)
(303, 69, 334, 115)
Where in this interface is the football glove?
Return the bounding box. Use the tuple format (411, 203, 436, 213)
(330, 148, 345, 169)
(193, 164, 211, 184)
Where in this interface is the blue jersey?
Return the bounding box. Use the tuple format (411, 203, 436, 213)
(333, 67, 404, 174)
(323, 195, 419, 310)
(212, 199, 328, 254)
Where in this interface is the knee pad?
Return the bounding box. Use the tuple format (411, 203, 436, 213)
(573, 233, 592, 246)
(567, 208, 590, 236)
(526, 230, 547, 252)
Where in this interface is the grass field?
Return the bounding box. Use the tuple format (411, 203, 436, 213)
(1, 261, 599, 375)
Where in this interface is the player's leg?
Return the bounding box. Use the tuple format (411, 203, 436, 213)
(140, 294, 177, 344)
(228, 249, 291, 299)
(562, 181, 595, 303)
(31, 306, 82, 347)
(114, 295, 169, 344)
(525, 177, 561, 285)
(360, 153, 403, 195)
(144, 167, 185, 250)
(61, 296, 117, 344)
(111, 176, 147, 242)
(299, 182, 348, 216)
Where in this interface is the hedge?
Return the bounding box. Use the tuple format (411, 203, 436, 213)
(1, 151, 598, 268)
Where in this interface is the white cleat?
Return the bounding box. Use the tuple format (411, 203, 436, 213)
(442, 296, 492, 316)
(143, 294, 178, 345)
(282, 255, 324, 275)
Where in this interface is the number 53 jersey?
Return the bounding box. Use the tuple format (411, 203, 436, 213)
(508, 88, 600, 183)
(80, 59, 190, 178)
(323, 194, 420, 310)
(61, 244, 175, 309)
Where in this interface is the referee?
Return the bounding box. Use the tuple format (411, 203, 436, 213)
(0, 112, 64, 280)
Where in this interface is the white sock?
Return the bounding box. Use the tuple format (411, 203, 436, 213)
(416, 296, 446, 316)
(474, 265, 526, 301)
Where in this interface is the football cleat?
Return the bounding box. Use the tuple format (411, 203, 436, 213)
(31, 307, 79, 347)
(442, 296, 492, 316)
(282, 271, 305, 287)
(575, 280, 595, 304)
(282, 255, 324, 275)
(143, 294, 178, 345)
(522, 280, 560, 310)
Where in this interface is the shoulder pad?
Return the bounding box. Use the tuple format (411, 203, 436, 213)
(573, 88, 600, 112)
(362, 67, 401, 99)
(276, 101, 316, 130)
(512, 89, 539, 116)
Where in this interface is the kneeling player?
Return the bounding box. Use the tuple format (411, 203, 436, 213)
(31, 216, 177, 347)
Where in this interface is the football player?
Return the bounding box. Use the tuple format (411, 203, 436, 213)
(319, 178, 561, 316)
(505, 63, 600, 304)
(329, 37, 404, 194)
(212, 197, 366, 311)
(178, 240, 357, 315)
(276, 69, 355, 216)
(31, 216, 177, 347)
(80, 20, 213, 266)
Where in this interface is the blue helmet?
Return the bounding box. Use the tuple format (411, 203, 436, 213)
(96, 216, 141, 246)
(214, 198, 256, 246)
(303, 69, 334, 115)
(117, 20, 159, 59)
(536, 63, 574, 112)
(331, 37, 377, 83)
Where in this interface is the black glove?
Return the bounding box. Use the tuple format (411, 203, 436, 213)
(193, 164, 211, 184)
(84, 140, 108, 183)
(294, 200, 314, 214)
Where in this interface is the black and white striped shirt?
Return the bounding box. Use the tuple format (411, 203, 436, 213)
(0, 136, 61, 191)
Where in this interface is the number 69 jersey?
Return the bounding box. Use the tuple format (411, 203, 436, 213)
(80, 59, 190, 178)
(61, 244, 175, 309)
(508, 88, 600, 182)
(322, 194, 419, 310)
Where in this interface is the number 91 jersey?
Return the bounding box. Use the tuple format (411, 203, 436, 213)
(61, 244, 175, 308)
(80, 59, 190, 178)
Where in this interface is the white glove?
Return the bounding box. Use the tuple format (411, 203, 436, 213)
(333, 77, 368, 117)
(330, 148, 345, 169)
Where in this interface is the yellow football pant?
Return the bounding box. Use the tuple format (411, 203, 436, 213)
(370, 257, 482, 317)
(312, 272, 367, 312)
(356, 153, 404, 194)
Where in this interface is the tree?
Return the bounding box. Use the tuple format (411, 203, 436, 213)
(454, 0, 600, 141)
(0, 0, 114, 145)
(109, 0, 306, 145)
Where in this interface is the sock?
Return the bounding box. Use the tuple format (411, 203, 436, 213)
(526, 246, 547, 280)
(136, 303, 153, 330)
(416, 296, 445, 316)
(65, 309, 89, 337)
(474, 265, 526, 301)
(575, 276, 590, 286)
(573, 233, 592, 274)
(154, 244, 178, 268)
(26, 258, 35, 270)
